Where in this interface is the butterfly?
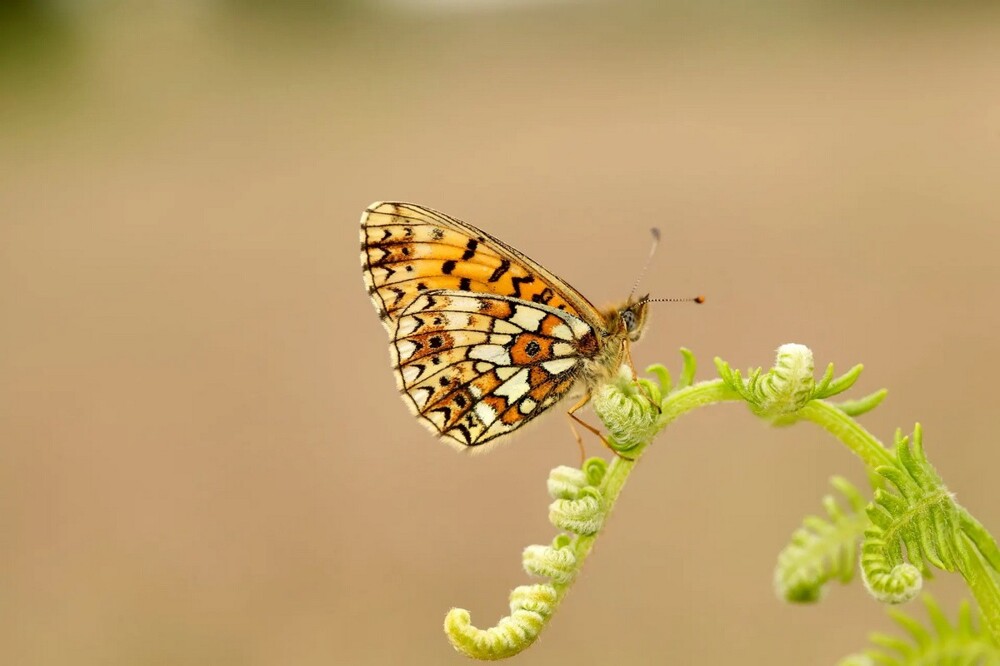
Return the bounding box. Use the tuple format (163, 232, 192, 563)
(360, 201, 679, 453)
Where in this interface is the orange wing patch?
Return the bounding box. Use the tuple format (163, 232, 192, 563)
(509, 333, 553, 366)
(362, 202, 583, 324)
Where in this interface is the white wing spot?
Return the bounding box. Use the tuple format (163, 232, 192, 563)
(402, 365, 420, 384)
(447, 296, 480, 312)
(569, 318, 591, 338)
(475, 401, 498, 427)
(412, 387, 433, 409)
(396, 340, 417, 360)
(469, 344, 511, 365)
(519, 398, 537, 415)
(542, 358, 577, 375)
(408, 294, 430, 312)
(396, 317, 419, 337)
(495, 368, 530, 402)
(511, 306, 545, 332)
(551, 323, 573, 340)
(552, 342, 574, 357)
(493, 319, 521, 334)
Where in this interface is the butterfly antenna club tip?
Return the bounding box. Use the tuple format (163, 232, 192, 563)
(628, 228, 663, 301)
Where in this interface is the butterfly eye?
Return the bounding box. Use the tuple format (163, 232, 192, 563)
(621, 309, 637, 333)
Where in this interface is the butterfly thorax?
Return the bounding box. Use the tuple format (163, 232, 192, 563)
(576, 297, 650, 389)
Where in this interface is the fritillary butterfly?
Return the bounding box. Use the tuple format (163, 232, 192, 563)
(360, 202, 657, 452)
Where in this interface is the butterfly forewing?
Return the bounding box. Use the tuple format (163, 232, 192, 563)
(361, 202, 606, 328)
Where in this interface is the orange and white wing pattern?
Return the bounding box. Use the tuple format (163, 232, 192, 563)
(388, 290, 600, 448)
(360, 202, 611, 451)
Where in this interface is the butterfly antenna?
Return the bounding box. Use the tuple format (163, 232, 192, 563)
(627, 227, 661, 302)
(640, 295, 706, 305)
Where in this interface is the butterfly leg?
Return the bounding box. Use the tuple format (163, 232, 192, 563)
(566, 393, 635, 462)
(623, 340, 639, 381)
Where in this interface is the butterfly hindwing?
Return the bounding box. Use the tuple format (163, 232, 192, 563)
(391, 290, 596, 449)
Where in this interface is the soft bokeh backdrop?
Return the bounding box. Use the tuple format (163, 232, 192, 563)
(3, 1, 999, 664)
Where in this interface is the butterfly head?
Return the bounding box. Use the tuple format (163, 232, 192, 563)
(617, 296, 651, 343)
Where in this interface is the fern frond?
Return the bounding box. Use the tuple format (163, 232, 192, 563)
(832, 388, 889, 417)
(775, 476, 870, 603)
(837, 595, 1000, 666)
(441, 344, 1000, 658)
(861, 425, 962, 604)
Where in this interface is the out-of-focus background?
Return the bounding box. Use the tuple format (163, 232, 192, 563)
(3, 1, 999, 664)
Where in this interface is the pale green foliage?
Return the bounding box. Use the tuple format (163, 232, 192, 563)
(443, 344, 1000, 661)
(837, 595, 1000, 666)
(444, 456, 613, 659)
(548, 490, 604, 535)
(775, 476, 869, 603)
(592, 364, 657, 452)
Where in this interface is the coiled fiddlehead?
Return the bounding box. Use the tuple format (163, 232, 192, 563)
(861, 425, 962, 604)
(444, 456, 612, 660)
(716, 343, 870, 424)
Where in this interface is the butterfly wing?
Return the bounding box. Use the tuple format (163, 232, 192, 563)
(360, 201, 607, 331)
(360, 202, 613, 450)
(389, 290, 599, 449)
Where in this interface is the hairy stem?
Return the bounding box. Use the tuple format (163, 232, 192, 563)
(797, 399, 896, 468)
(658, 379, 743, 429)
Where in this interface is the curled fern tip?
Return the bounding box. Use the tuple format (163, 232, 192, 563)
(592, 365, 658, 452)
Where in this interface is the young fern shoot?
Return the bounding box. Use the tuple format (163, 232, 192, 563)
(443, 343, 1000, 661)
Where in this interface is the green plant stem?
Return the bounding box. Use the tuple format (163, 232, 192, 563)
(549, 382, 745, 631)
(574, 381, 743, 585)
(958, 517, 1000, 642)
(658, 379, 743, 429)
(797, 399, 896, 469)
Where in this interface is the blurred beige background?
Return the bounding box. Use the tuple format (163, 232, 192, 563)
(2, 1, 1000, 664)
